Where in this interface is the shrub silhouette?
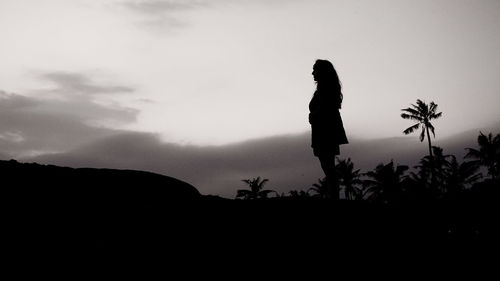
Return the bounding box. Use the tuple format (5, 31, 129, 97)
(445, 156, 482, 196)
(410, 146, 482, 198)
(465, 131, 500, 182)
(236, 177, 275, 200)
(363, 160, 408, 204)
(336, 158, 362, 200)
(308, 178, 328, 198)
(420, 146, 453, 193)
(288, 189, 311, 198)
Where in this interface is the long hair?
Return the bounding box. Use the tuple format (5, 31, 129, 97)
(314, 59, 343, 108)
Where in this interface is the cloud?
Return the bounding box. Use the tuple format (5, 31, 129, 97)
(0, 72, 138, 158)
(122, 0, 207, 15)
(23, 131, 318, 197)
(0, 91, 38, 109)
(120, 0, 208, 29)
(40, 71, 134, 96)
(21, 123, 500, 198)
(0, 91, 123, 157)
(119, 0, 298, 29)
(21, 127, 491, 199)
(34, 71, 138, 124)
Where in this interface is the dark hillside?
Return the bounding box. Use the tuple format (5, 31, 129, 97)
(2, 159, 201, 205)
(2, 160, 498, 263)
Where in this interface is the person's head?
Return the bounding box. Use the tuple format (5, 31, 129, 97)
(312, 59, 343, 107)
(312, 59, 339, 83)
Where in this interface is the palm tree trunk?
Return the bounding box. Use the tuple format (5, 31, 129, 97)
(426, 126, 433, 158)
(491, 165, 496, 183)
(426, 125, 436, 188)
(345, 186, 351, 200)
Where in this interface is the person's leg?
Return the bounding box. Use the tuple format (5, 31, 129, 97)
(318, 155, 339, 200)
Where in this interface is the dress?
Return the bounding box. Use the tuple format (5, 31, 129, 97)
(308, 89, 348, 157)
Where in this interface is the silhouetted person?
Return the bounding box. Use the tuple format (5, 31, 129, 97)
(309, 59, 348, 200)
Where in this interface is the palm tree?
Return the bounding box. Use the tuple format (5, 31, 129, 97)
(354, 183, 371, 201)
(465, 132, 500, 182)
(445, 156, 482, 195)
(401, 99, 443, 158)
(420, 146, 453, 192)
(236, 177, 275, 200)
(407, 167, 435, 200)
(308, 178, 328, 198)
(336, 158, 362, 200)
(364, 160, 408, 204)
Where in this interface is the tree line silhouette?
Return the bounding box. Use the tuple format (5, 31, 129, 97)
(237, 100, 499, 203)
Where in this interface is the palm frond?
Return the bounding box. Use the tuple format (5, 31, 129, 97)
(464, 148, 481, 160)
(236, 189, 252, 199)
(258, 189, 275, 198)
(416, 99, 428, 114)
(477, 132, 491, 147)
(460, 161, 482, 184)
(403, 123, 420, 135)
(396, 165, 409, 175)
(493, 133, 500, 145)
(419, 127, 426, 142)
(429, 101, 438, 113)
(401, 106, 420, 114)
(258, 178, 269, 188)
(428, 124, 436, 138)
(431, 112, 442, 119)
(400, 113, 423, 122)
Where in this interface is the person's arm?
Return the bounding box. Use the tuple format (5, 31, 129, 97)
(308, 95, 317, 124)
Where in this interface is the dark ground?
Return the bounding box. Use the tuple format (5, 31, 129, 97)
(2, 160, 498, 270)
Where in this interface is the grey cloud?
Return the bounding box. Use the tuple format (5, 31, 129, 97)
(0, 91, 38, 109)
(0, 109, 120, 157)
(123, 0, 207, 15)
(24, 132, 318, 197)
(136, 98, 156, 103)
(34, 72, 138, 124)
(122, 0, 298, 14)
(41, 72, 134, 95)
(0, 91, 123, 157)
(121, 0, 208, 29)
(119, 0, 297, 30)
(22, 128, 490, 199)
(0, 152, 11, 159)
(0, 72, 138, 158)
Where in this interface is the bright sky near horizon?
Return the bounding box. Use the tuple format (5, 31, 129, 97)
(1, 0, 500, 148)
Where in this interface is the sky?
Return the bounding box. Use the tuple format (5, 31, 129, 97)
(1, 0, 500, 196)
